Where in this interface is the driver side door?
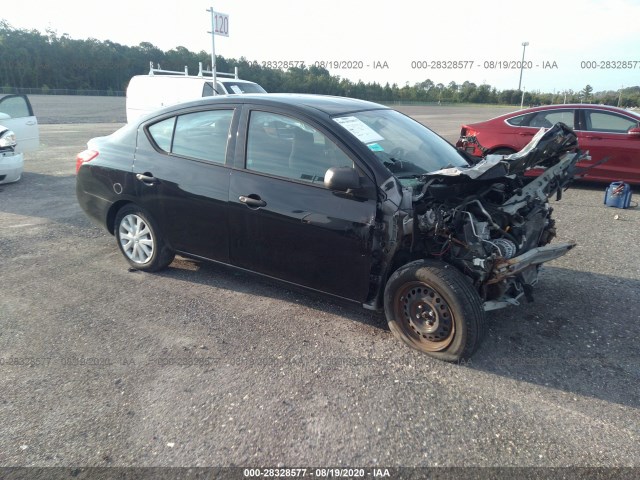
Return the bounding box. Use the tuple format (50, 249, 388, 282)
(228, 107, 378, 302)
(575, 109, 640, 183)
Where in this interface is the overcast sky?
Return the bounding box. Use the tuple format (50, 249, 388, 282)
(5, 0, 639, 93)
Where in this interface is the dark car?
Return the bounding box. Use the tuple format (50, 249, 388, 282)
(76, 94, 582, 362)
(456, 104, 640, 184)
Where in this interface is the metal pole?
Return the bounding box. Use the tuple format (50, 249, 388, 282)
(207, 7, 217, 94)
(520, 87, 525, 109)
(518, 42, 529, 91)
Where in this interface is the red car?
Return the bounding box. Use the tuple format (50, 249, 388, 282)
(456, 104, 640, 184)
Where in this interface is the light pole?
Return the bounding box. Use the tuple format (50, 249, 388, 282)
(207, 7, 217, 93)
(518, 42, 529, 92)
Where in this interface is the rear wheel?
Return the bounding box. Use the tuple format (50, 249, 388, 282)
(384, 260, 485, 362)
(114, 205, 175, 272)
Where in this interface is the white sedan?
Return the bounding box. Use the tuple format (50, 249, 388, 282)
(0, 94, 39, 184)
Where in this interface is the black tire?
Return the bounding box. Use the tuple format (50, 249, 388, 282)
(114, 205, 175, 272)
(383, 260, 485, 362)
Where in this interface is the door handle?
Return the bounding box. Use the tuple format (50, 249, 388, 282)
(518, 132, 534, 136)
(136, 173, 158, 185)
(585, 135, 601, 140)
(239, 195, 267, 208)
(26, 120, 37, 126)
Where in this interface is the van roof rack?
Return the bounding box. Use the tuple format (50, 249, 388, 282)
(148, 62, 239, 79)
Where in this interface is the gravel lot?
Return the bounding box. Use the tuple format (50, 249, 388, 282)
(1, 97, 639, 475)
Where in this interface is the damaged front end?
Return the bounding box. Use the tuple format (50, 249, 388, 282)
(374, 122, 581, 311)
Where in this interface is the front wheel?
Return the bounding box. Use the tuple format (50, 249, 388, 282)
(114, 205, 175, 272)
(384, 260, 485, 362)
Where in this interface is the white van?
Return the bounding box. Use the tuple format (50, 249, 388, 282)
(126, 63, 266, 123)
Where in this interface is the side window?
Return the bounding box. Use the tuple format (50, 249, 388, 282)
(246, 111, 353, 184)
(148, 110, 233, 164)
(202, 82, 214, 97)
(148, 117, 175, 152)
(586, 111, 638, 133)
(526, 110, 574, 128)
(0, 95, 32, 119)
(505, 113, 531, 126)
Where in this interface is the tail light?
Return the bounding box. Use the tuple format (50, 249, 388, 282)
(76, 150, 98, 173)
(460, 126, 478, 138)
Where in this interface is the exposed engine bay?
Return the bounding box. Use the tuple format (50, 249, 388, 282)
(374, 122, 581, 311)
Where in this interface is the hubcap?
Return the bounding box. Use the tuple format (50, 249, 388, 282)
(394, 282, 455, 351)
(118, 214, 154, 264)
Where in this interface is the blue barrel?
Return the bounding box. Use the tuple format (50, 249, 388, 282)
(604, 181, 632, 209)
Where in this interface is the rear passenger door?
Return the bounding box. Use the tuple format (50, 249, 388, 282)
(0, 95, 39, 153)
(515, 108, 575, 149)
(228, 107, 377, 302)
(134, 107, 237, 262)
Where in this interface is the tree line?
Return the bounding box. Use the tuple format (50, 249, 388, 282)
(2, 21, 639, 107)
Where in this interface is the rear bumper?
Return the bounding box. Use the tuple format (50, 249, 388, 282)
(0, 151, 24, 184)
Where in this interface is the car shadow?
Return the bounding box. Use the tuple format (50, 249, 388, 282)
(159, 259, 640, 410)
(157, 256, 389, 332)
(468, 265, 640, 409)
(0, 172, 96, 229)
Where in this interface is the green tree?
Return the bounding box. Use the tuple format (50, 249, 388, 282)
(1, 23, 639, 107)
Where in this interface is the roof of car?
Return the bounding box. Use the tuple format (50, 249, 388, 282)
(506, 104, 637, 116)
(467, 103, 640, 125)
(168, 93, 389, 117)
(218, 79, 260, 84)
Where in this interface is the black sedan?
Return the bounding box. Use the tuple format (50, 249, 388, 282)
(76, 94, 580, 361)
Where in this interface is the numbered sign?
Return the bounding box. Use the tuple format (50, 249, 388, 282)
(213, 11, 229, 37)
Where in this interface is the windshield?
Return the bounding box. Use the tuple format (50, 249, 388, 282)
(219, 81, 267, 94)
(333, 109, 468, 182)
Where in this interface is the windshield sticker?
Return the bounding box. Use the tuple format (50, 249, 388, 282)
(334, 116, 384, 144)
(367, 143, 384, 152)
(229, 85, 243, 94)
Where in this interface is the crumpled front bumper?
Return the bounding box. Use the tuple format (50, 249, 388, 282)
(489, 242, 577, 284)
(483, 241, 576, 311)
(0, 151, 24, 184)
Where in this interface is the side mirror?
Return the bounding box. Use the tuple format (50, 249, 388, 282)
(324, 167, 360, 192)
(628, 127, 640, 137)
